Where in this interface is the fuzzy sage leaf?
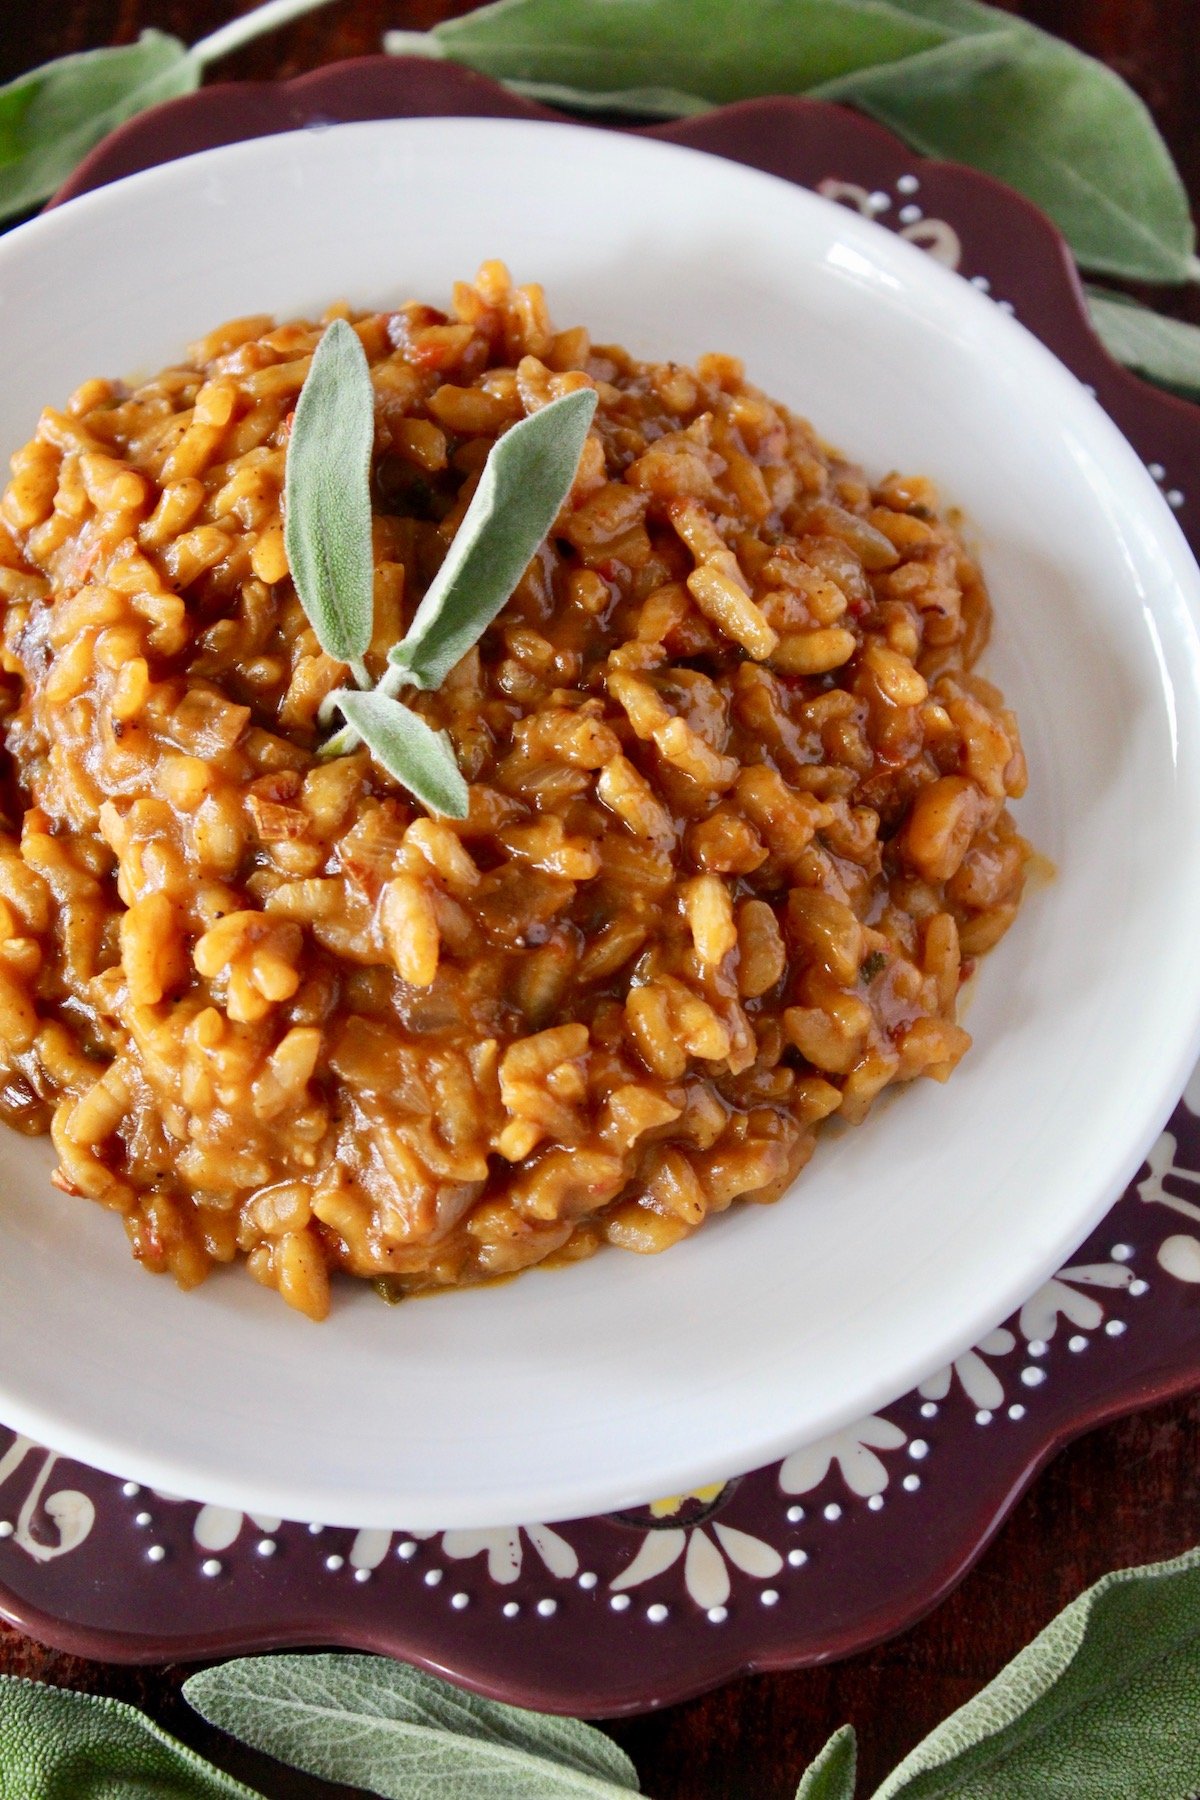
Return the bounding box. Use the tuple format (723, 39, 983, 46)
(0, 33, 199, 223)
(0, 1672, 260, 1799)
(0, 2, 339, 225)
(329, 688, 469, 819)
(875, 1543, 1200, 1799)
(284, 317, 375, 684)
(794, 1724, 857, 1800)
(1086, 287, 1200, 403)
(388, 385, 598, 691)
(388, 0, 1198, 283)
(184, 1652, 640, 1799)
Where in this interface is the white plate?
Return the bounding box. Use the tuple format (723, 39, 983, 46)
(1, 118, 1198, 1530)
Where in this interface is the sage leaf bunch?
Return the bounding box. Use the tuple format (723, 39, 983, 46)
(0, 0, 339, 225)
(184, 1652, 640, 1798)
(0, 1672, 260, 1799)
(283, 316, 376, 684)
(309, 384, 597, 806)
(387, 0, 1198, 284)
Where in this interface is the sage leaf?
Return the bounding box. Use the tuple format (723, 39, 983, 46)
(795, 1723, 857, 1800)
(1085, 287, 1200, 403)
(389, 386, 598, 692)
(388, 0, 952, 107)
(875, 1544, 1200, 1799)
(284, 317, 375, 683)
(0, 1673, 260, 1799)
(328, 689, 469, 819)
(0, 0, 343, 224)
(0, 33, 199, 223)
(817, 25, 1198, 283)
(388, 0, 1197, 282)
(184, 1653, 640, 1799)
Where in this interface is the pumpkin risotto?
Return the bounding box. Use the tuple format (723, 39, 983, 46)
(0, 264, 1028, 1319)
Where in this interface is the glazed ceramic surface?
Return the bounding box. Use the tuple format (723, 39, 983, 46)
(0, 98, 1198, 1539)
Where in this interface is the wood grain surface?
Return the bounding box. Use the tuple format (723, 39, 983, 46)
(1, 5, 1198, 1796)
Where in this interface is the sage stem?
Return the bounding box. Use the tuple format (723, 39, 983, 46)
(192, 0, 340, 70)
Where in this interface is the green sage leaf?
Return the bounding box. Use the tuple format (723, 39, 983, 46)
(388, 0, 953, 106)
(184, 1653, 640, 1799)
(0, 32, 199, 224)
(328, 689, 469, 819)
(817, 24, 1197, 283)
(0, 1673, 260, 1799)
(284, 317, 375, 680)
(875, 1544, 1200, 1799)
(1085, 287, 1200, 403)
(795, 1723, 857, 1800)
(389, 386, 598, 692)
(388, 0, 1197, 282)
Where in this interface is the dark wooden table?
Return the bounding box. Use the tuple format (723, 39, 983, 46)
(1, 6, 1198, 1796)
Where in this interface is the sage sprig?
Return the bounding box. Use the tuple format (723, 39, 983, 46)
(0, 0, 339, 224)
(387, 0, 1199, 286)
(283, 316, 375, 685)
(295, 379, 596, 807)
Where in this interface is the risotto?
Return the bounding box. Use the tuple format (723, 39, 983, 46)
(0, 264, 1028, 1320)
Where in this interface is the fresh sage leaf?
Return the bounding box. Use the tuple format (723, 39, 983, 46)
(388, 0, 1198, 283)
(328, 689, 470, 819)
(0, 0, 340, 225)
(795, 1723, 857, 1800)
(284, 317, 376, 684)
(389, 386, 598, 692)
(1085, 287, 1200, 403)
(875, 1544, 1200, 1799)
(0, 33, 199, 223)
(0, 1672, 261, 1799)
(388, 0, 952, 107)
(184, 1653, 640, 1799)
(817, 24, 1198, 284)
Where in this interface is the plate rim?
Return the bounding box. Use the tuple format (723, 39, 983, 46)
(0, 106, 1197, 1530)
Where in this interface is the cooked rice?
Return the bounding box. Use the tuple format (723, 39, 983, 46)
(0, 263, 1028, 1319)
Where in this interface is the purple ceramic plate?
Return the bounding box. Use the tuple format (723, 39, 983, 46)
(1, 58, 1197, 1716)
